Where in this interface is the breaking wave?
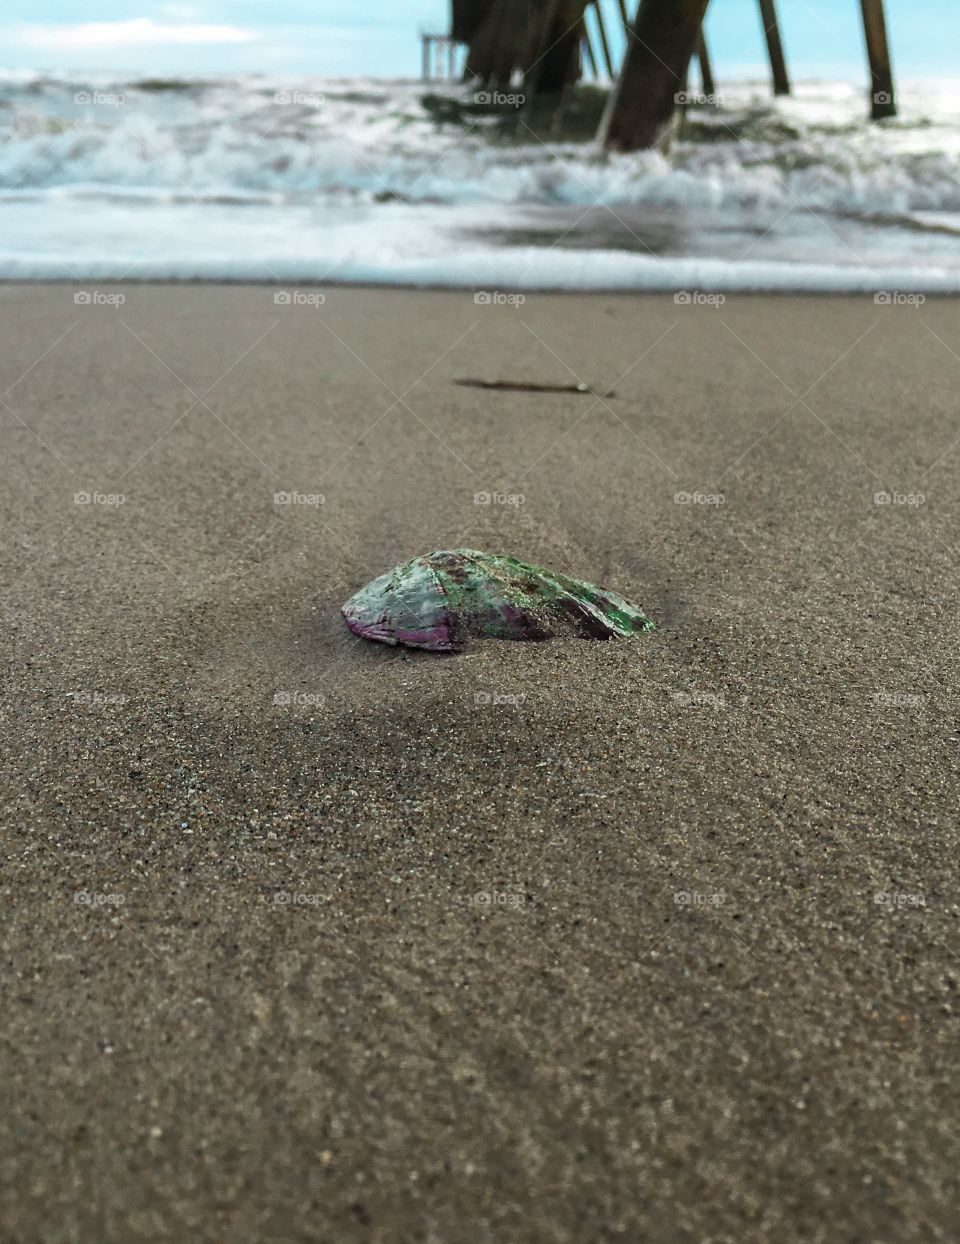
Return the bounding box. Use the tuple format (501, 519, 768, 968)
(1, 71, 959, 286)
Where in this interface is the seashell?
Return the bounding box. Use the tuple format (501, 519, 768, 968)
(342, 549, 653, 652)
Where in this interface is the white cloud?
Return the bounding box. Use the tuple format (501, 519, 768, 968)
(16, 19, 258, 50)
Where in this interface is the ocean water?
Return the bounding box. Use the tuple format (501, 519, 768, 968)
(1, 70, 959, 290)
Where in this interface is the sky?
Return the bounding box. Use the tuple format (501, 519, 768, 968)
(0, 1, 955, 82)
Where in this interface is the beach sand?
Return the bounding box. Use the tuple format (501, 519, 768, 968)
(2, 285, 958, 1241)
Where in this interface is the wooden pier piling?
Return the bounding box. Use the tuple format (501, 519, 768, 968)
(757, 0, 791, 96)
(582, 23, 599, 78)
(462, 0, 509, 85)
(860, 0, 896, 119)
(592, 0, 616, 79)
(448, 0, 906, 131)
(600, 0, 713, 152)
(528, 0, 591, 97)
(697, 32, 715, 99)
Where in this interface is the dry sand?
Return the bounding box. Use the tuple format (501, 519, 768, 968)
(1, 284, 958, 1242)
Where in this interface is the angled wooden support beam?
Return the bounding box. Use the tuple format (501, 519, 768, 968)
(582, 23, 599, 78)
(600, 0, 713, 152)
(860, 0, 896, 119)
(697, 31, 715, 98)
(592, 0, 616, 78)
(757, 0, 790, 96)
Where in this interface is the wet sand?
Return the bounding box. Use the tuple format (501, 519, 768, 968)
(2, 285, 958, 1242)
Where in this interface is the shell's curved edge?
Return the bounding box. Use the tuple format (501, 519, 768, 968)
(341, 549, 653, 652)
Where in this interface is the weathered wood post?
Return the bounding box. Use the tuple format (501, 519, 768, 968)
(582, 25, 599, 79)
(697, 32, 715, 99)
(592, 0, 616, 78)
(526, 0, 590, 97)
(757, 0, 790, 95)
(421, 34, 431, 82)
(463, 0, 507, 84)
(860, 0, 896, 118)
(600, 0, 713, 152)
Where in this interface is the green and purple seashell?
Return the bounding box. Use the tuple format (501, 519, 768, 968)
(342, 549, 653, 652)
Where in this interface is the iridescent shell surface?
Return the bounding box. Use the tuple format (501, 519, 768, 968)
(342, 549, 653, 652)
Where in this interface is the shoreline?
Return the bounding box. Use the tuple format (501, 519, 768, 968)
(2, 277, 958, 296)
